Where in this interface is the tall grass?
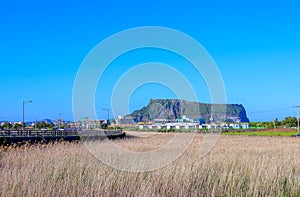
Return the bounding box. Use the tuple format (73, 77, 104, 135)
(223, 131, 298, 137)
(1, 134, 300, 196)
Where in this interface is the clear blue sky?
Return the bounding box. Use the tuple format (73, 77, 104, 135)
(0, 0, 300, 122)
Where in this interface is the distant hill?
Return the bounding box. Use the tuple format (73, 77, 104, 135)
(128, 99, 249, 123)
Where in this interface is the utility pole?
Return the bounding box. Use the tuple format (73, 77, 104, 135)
(293, 105, 300, 134)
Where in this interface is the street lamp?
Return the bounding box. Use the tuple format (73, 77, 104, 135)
(58, 113, 64, 129)
(102, 108, 110, 125)
(22, 100, 32, 131)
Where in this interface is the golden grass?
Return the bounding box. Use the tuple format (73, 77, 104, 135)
(1, 133, 300, 196)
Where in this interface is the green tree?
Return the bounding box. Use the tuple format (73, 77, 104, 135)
(101, 123, 108, 129)
(2, 123, 13, 129)
(13, 123, 22, 130)
(263, 122, 274, 129)
(282, 116, 297, 128)
(36, 121, 53, 129)
(274, 118, 281, 127)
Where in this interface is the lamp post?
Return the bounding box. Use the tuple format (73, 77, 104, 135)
(22, 100, 32, 131)
(102, 108, 109, 125)
(58, 113, 64, 129)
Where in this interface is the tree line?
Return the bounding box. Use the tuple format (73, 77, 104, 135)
(250, 116, 299, 128)
(0, 122, 58, 130)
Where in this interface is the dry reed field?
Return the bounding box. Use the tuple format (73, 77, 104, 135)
(1, 133, 300, 196)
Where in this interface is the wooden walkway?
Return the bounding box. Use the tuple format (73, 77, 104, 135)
(0, 129, 125, 145)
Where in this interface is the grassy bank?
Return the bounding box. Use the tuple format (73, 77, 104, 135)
(222, 129, 298, 137)
(222, 131, 298, 137)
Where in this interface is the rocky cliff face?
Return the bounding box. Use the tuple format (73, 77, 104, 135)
(129, 99, 249, 123)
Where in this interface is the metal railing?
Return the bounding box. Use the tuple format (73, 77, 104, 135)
(0, 129, 124, 138)
(0, 130, 79, 137)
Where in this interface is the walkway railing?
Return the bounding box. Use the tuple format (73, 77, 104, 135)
(0, 129, 124, 138)
(0, 130, 78, 137)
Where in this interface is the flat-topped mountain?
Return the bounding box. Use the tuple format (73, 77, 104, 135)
(129, 99, 249, 123)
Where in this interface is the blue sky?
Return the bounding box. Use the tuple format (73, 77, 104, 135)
(0, 0, 300, 122)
